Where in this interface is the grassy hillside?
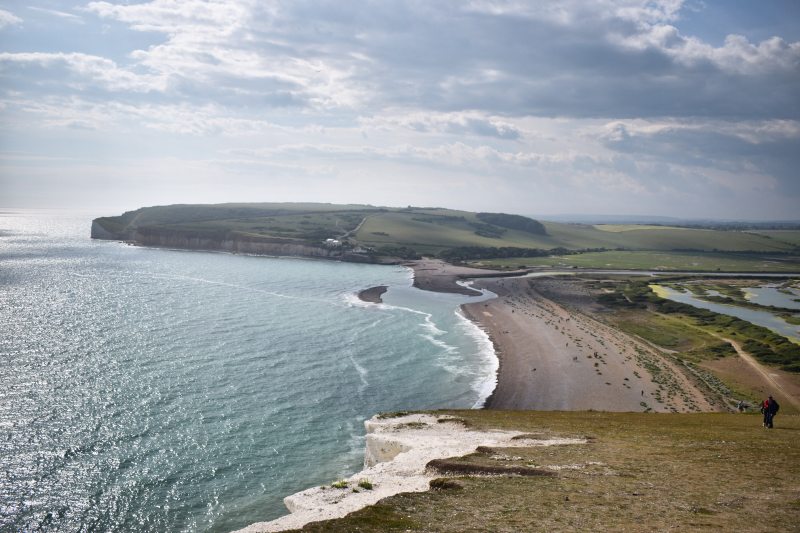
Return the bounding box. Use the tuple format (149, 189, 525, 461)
(93, 203, 380, 243)
(93, 203, 800, 263)
(292, 410, 800, 532)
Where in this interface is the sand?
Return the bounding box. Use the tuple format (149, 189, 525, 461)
(462, 277, 718, 412)
(406, 258, 528, 295)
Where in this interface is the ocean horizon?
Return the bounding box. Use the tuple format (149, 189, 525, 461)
(0, 209, 496, 532)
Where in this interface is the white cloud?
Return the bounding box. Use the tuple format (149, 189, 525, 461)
(0, 8, 22, 28)
(613, 24, 800, 75)
(360, 111, 522, 140)
(28, 6, 84, 23)
(0, 52, 167, 92)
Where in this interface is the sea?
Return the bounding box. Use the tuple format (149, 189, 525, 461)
(0, 209, 497, 532)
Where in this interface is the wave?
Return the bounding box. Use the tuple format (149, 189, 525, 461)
(348, 355, 370, 390)
(454, 308, 498, 409)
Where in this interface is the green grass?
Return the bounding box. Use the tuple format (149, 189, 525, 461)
(355, 211, 558, 251)
(600, 279, 800, 372)
(750, 230, 800, 247)
(542, 223, 794, 252)
(612, 310, 722, 353)
(470, 251, 800, 272)
(94, 203, 800, 259)
(593, 224, 694, 232)
(293, 410, 800, 532)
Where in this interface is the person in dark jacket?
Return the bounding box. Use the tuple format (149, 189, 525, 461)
(761, 395, 780, 428)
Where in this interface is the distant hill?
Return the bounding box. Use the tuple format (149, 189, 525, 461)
(541, 214, 682, 224)
(543, 213, 800, 230)
(92, 203, 799, 262)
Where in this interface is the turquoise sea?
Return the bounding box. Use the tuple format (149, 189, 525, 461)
(0, 210, 496, 532)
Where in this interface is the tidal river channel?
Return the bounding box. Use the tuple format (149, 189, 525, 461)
(652, 284, 800, 342)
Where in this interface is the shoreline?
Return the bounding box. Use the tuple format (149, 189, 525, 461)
(460, 276, 720, 411)
(235, 413, 586, 532)
(358, 259, 718, 411)
(355, 262, 498, 410)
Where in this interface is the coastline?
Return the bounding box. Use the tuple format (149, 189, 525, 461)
(235, 413, 585, 533)
(357, 259, 715, 412)
(394, 259, 716, 412)
(355, 262, 498, 409)
(460, 276, 720, 412)
(240, 258, 797, 531)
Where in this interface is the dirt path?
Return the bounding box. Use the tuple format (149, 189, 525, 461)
(722, 338, 800, 410)
(670, 317, 800, 410)
(340, 215, 368, 240)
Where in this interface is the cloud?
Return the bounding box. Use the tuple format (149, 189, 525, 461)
(601, 119, 800, 193)
(0, 9, 22, 28)
(4, 1, 793, 120)
(361, 111, 522, 140)
(2, 0, 799, 218)
(0, 52, 166, 92)
(27, 6, 84, 23)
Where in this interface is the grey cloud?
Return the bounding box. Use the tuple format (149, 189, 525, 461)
(243, 1, 800, 119)
(364, 112, 522, 140)
(32, 1, 791, 121)
(602, 122, 800, 193)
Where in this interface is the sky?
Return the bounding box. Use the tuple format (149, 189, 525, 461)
(0, 1, 798, 219)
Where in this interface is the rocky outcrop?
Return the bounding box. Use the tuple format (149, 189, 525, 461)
(233, 413, 587, 533)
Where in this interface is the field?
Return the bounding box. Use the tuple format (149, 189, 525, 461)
(751, 230, 800, 247)
(592, 224, 694, 232)
(295, 410, 800, 532)
(469, 251, 800, 272)
(546, 224, 794, 251)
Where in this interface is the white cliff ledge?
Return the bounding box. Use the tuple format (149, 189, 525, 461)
(234, 413, 585, 533)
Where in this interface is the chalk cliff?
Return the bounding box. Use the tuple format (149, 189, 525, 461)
(90, 219, 372, 261)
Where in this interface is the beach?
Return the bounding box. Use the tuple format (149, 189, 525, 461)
(356, 259, 719, 412)
(399, 261, 724, 413)
(461, 276, 720, 412)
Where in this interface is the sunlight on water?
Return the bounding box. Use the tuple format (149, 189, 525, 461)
(0, 210, 496, 532)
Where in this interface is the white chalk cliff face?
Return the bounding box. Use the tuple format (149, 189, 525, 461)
(234, 413, 585, 533)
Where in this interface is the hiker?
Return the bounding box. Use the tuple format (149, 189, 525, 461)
(760, 396, 780, 428)
(737, 400, 746, 413)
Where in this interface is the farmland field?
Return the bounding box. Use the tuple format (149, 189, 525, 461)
(469, 251, 800, 272)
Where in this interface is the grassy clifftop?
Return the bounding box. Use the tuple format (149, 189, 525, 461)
(292, 409, 799, 532)
(93, 203, 799, 264)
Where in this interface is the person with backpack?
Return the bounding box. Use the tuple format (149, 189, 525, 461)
(760, 395, 780, 428)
